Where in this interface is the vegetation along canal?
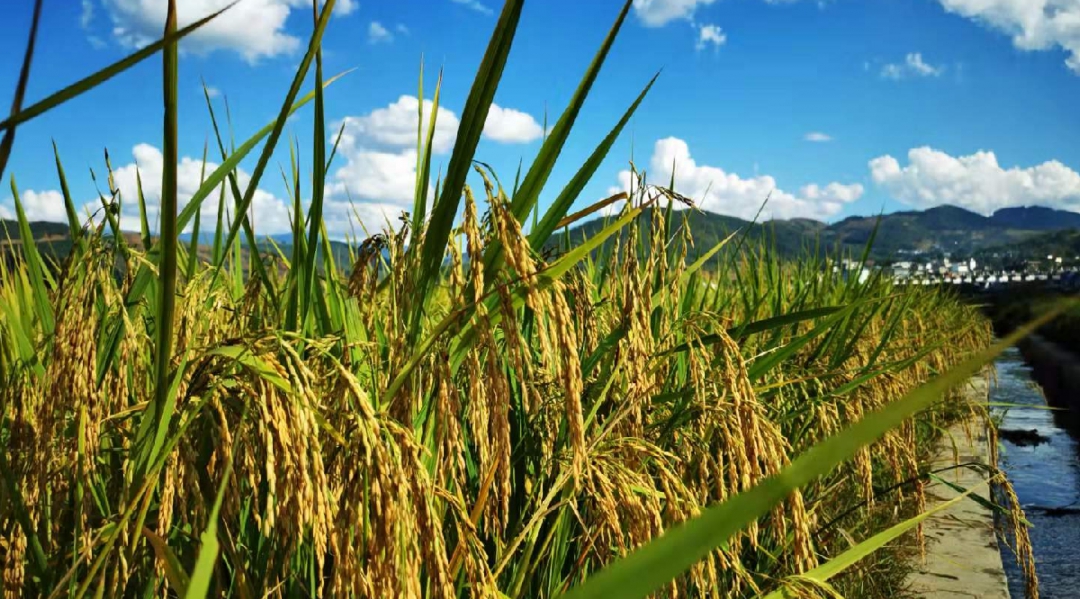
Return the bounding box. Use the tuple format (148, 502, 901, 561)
(993, 346, 1080, 598)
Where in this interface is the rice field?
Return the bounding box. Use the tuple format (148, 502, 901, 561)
(0, 1, 1048, 597)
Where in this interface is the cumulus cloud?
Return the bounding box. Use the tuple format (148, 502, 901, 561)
(100, 0, 356, 63)
(450, 0, 494, 16)
(696, 23, 726, 50)
(329, 147, 425, 206)
(334, 96, 541, 156)
(609, 137, 863, 220)
(368, 21, 393, 44)
(0, 190, 68, 223)
(0, 144, 294, 234)
(104, 143, 293, 234)
(880, 52, 945, 79)
(331, 97, 452, 213)
(329, 96, 543, 227)
(483, 104, 544, 143)
(337, 95, 460, 155)
(81, 0, 95, 28)
(633, 0, 717, 27)
(870, 146, 1080, 215)
(938, 0, 1080, 73)
(804, 132, 833, 142)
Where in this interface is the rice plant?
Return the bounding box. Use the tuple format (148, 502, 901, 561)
(0, 1, 1045, 598)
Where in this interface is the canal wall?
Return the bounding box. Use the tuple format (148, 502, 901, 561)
(907, 373, 1011, 598)
(1018, 334, 1080, 421)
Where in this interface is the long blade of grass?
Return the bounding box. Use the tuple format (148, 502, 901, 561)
(412, 0, 524, 340)
(52, 141, 85, 250)
(761, 481, 985, 598)
(142, 528, 190, 595)
(552, 191, 627, 232)
(746, 296, 893, 381)
(214, 0, 337, 270)
(0, 5, 235, 137)
(200, 82, 276, 311)
(134, 0, 180, 482)
(8, 176, 55, 335)
(510, 0, 632, 223)
(658, 306, 844, 357)
(182, 451, 233, 599)
(301, 23, 328, 330)
(0, 0, 43, 183)
(528, 72, 657, 251)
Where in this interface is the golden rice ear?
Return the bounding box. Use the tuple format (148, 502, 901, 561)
(999, 475, 1040, 599)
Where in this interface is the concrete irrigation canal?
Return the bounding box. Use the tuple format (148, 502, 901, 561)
(905, 339, 1080, 598)
(994, 341, 1080, 598)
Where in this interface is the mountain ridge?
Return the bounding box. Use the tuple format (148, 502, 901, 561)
(560, 204, 1080, 261)
(6, 204, 1080, 265)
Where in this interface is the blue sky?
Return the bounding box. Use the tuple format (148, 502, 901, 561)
(3, 0, 1080, 236)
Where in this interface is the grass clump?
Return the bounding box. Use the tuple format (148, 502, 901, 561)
(0, 1, 1040, 598)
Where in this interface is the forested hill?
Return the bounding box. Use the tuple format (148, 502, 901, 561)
(560, 204, 1080, 261)
(8, 203, 1080, 267)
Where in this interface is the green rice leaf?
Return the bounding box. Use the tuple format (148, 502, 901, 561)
(760, 482, 983, 598)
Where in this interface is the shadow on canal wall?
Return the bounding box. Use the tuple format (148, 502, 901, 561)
(1016, 335, 1080, 431)
(966, 285, 1080, 429)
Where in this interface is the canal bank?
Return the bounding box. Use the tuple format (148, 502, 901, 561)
(907, 373, 1011, 598)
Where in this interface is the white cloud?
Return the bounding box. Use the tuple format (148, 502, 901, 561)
(368, 21, 392, 44)
(804, 132, 833, 142)
(0, 190, 69, 223)
(101, 143, 292, 234)
(205, 86, 221, 98)
(322, 199, 410, 237)
(880, 52, 945, 79)
(0, 143, 293, 234)
(870, 146, 1080, 215)
(330, 96, 453, 211)
(483, 104, 544, 143)
(329, 96, 542, 225)
(396, 23, 410, 35)
(609, 137, 863, 220)
(81, 0, 95, 28)
(938, 0, 1080, 73)
(633, 0, 717, 27)
(100, 0, 356, 63)
(337, 95, 460, 154)
(695, 23, 726, 50)
(329, 147, 424, 206)
(450, 0, 494, 16)
(800, 182, 864, 204)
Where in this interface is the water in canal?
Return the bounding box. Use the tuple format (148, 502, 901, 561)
(993, 346, 1080, 598)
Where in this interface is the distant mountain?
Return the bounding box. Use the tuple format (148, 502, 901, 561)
(561, 205, 1080, 262)
(822, 205, 1010, 256)
(9, 205, 1080, 269)
(557, 209, 828, 260)
(1, 219, 70, 241)
(976, 228, 1080, 264)
(989, 206, 1080, 230)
